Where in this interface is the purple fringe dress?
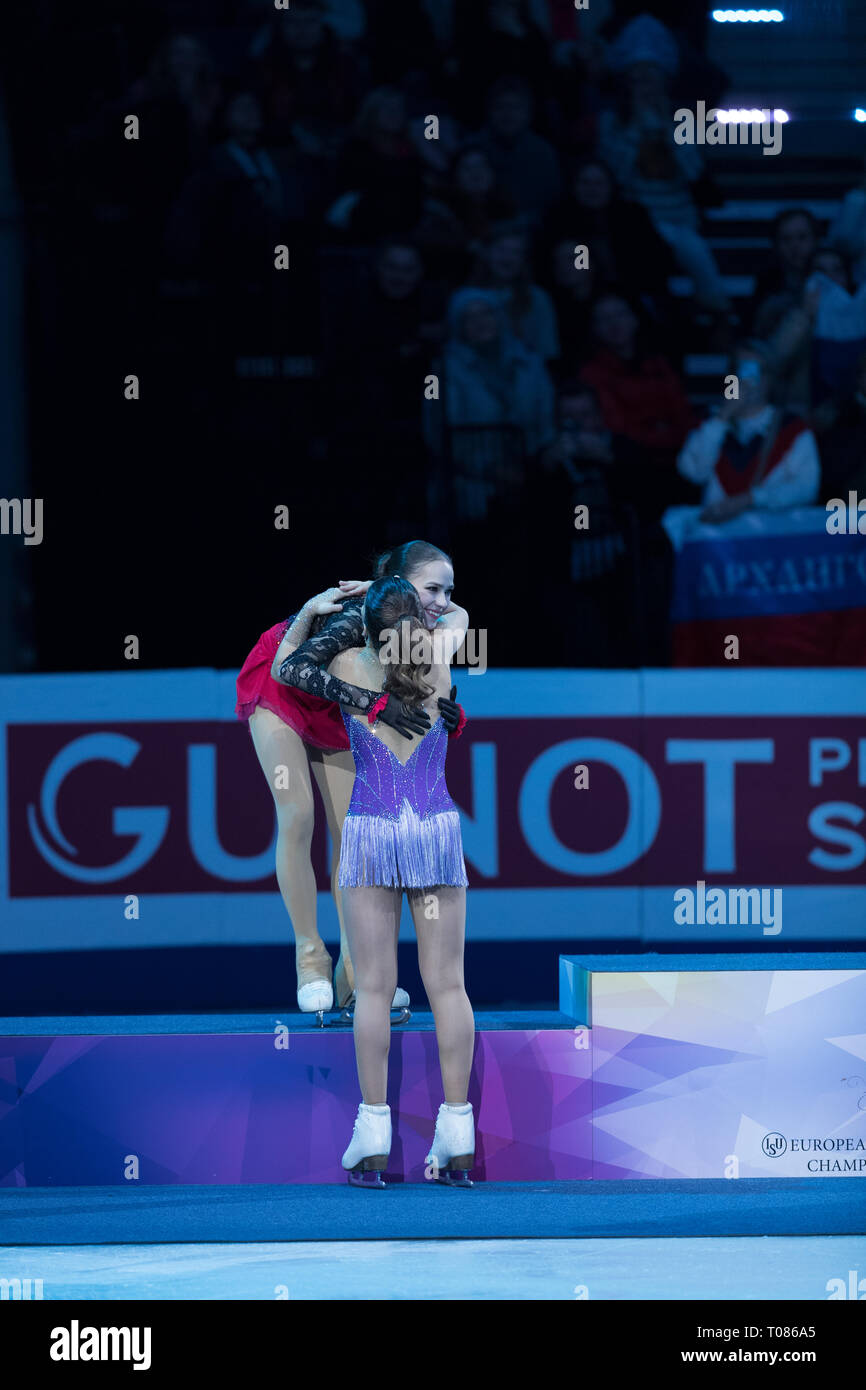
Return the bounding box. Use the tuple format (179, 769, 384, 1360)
(338, 712, 468, 889)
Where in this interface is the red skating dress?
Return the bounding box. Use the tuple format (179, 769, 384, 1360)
(234, 616, 350, 751)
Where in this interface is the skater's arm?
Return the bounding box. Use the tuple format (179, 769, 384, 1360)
(440, 600, 468, 626)
(269, 588, 346, 685)
(272, 597, 382, 712)
(274, 599, 431, 735)
(432, 603, 469, 664)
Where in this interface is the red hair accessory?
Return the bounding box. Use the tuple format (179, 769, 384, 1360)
(367, 694, 389, 725)
(448, 705, 468, 739)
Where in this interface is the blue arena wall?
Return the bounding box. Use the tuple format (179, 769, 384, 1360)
(1, 668, 863, 1009)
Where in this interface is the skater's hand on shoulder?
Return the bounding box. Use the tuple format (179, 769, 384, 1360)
(378, 695, 432, 740)
(305, 587, 345, 618)
(437, 685, 461, 734)
(337, 578, 372, 597)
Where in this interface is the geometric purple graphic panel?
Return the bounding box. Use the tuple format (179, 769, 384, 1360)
(589, 969, 866, 1179)
(0, 1030, 592, 1186)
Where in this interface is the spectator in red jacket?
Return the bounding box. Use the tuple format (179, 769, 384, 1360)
(579, 291, 694, 459)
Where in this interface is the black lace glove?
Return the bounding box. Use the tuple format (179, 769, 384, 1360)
(278, 599, 432, 740)
(437, 685, 461, 734)
(376, 695, 432, 740)
(278, 599, 378, 709)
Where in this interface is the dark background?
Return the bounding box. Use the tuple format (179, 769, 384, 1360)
(1, 0, 864, 677)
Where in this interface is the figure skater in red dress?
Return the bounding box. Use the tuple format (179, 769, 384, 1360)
(235, 540, 467, 1020)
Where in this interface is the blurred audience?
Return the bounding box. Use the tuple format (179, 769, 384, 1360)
(750, 208, 820, 332)
(545, 238, 598, 375)
(429, 145, 519, 279)
(816, 350, 866, 502)
(428, 288, 556, 498)
(597, 15, 731, 315)
(477, 77, 563, 224)
(829, 163, 866, 287)
(579, 292, 693, 481)
(468, 225, 560, 360)
(545, 157, 674, 309)
(455, 1, 554, 128)
(248, 0, 363, 155)
(677, 343, 820, 523)
(756, 246, 866, 417)
(15, 0, 866, 672)
(328, 86, 425, 239)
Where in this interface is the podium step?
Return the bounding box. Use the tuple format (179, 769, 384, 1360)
(0, 1011, 589, 1187)
(4, 957, 865, 1187)
(560, 952, 866, 1181)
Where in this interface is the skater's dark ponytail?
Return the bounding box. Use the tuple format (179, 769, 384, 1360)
(364, 576, 434, 707)
(373, 539, 451, 582)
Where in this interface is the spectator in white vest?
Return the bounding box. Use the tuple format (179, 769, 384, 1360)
(677, 343, 820, 523)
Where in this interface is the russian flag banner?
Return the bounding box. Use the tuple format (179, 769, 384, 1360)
(663, 506, 866, 665)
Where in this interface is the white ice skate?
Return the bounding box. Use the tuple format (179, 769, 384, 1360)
(342, 1102, 391, 1187)
(426, 1102, 475, 1187)
(297, 979, 334, 1022)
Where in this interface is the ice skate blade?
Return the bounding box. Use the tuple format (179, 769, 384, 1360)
(348, 1169, 387, 1188)
(331, 1003, 410, 1027)
(438, 1169, 474, 1187)
(347, 1157, 388, 1188)
(435, 1154, 474, 1187)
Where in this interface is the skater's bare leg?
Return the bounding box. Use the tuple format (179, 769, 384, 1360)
(248, 706, 331, 985)
(408, 886, 474, 1103)
(341, 886, 401, 1103)
(308, 745, 356, 1004)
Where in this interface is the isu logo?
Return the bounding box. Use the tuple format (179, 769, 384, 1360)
(762, 1132, 787, 1157)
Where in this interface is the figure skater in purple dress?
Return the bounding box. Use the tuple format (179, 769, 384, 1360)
(277, 571, 475, 1186)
